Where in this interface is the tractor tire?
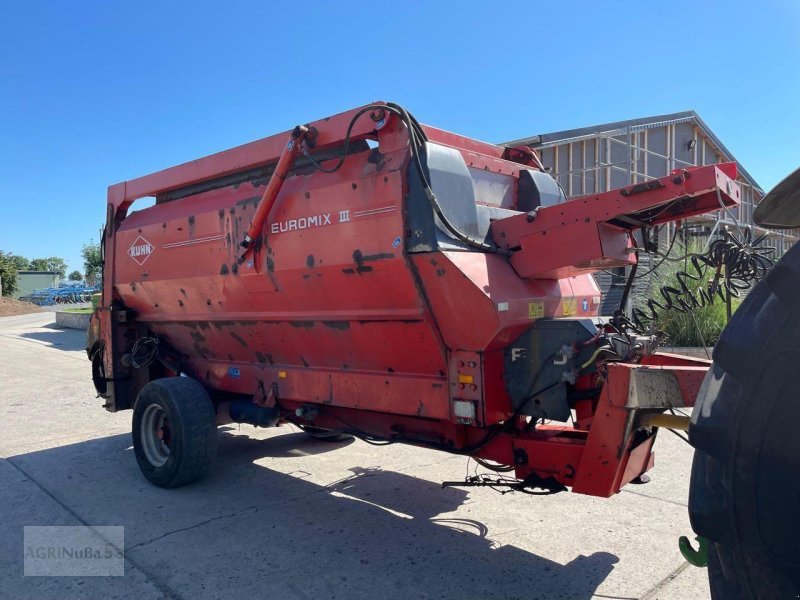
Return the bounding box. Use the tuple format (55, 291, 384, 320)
(689, 242, 800, 599)
(132, 377, 218, 488)
(91, 347, 107, 397)
(302, 426, 354, 443)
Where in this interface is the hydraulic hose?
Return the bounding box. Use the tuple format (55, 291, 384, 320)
(623, 229, 774, 332)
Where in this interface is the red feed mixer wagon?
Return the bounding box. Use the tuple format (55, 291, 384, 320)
(88, 102, 740, 495)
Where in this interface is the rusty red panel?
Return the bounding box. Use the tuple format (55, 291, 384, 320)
(621, 438, 656, 488)
(569, 361, 707, 496)
(412, 251, 601, 351)
(115, 103, 395, 207)
(202, 362, 451, 421)
(113, 108, 510, 212)
(155, 320, 444, 377)
(641, 351, 712, 367)
(492, 163, 740, 279)
(115, 149, 424, 320)
(475, 357, 709, 496)
(482, 349, 512, 425)
(571, 364, 638, 496)
(510, 431, 587, 488)
(509, 221, 637, 279)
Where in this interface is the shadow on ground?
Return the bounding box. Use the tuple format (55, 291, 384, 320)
(218, 427, 358, 457)
(17, 323, 85, 352)
(5, 429, 619, 599)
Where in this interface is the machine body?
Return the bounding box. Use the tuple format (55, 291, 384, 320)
(89, 102, 740, 497)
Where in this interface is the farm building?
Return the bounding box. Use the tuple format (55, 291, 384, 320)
(13, 271, 59, 300)
(506, 111, 796, 314)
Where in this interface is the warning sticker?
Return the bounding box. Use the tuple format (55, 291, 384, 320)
(528, 302, 545, 319)
(562, 298, 577, 316)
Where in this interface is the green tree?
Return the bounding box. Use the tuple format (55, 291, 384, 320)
(0, 251, 19, 296)
(29, 257, 67, 278)
(29, 258, 48, 271)
(9, 255, 30, 271)
(68, 270, 83, 281)
(82, 241, 103, 286)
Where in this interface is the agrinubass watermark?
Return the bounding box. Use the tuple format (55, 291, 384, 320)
(23, 526, 124, 576)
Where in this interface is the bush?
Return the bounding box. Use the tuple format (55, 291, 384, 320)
(658, 296, 740, 347)
(634, 239, 740, 347)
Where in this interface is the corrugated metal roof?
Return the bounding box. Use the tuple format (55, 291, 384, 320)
(503, 110, 762, 193)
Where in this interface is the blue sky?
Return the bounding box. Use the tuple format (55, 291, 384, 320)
(1, 1, 798, 273)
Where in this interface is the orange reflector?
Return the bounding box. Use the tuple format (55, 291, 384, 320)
(458, 374, 474, 384)
(278, 371, 288, 379)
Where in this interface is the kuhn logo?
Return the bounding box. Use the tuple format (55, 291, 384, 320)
(128, 236, 154, 265)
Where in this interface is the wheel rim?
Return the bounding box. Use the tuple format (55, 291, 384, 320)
(141, 404, 172, 467)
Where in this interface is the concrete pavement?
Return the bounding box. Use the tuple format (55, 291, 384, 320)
(0, 312, 711, 599)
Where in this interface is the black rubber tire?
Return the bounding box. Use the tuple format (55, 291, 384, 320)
(302, 426, 354, 443)
(91, 348, 107, 397)
(689, 243, 800, 599)
(132, 377, 218, 488)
